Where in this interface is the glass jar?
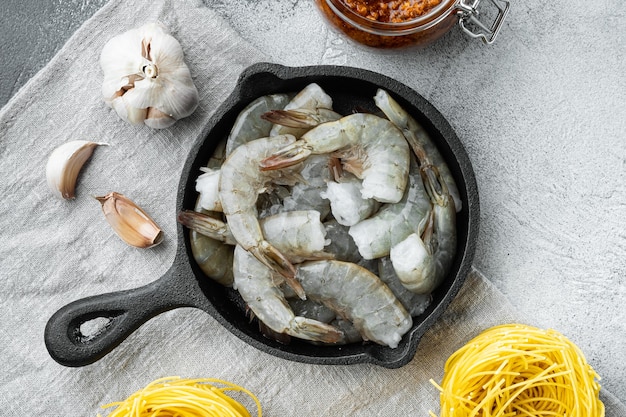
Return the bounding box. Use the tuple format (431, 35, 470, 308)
(315, 0, 510, 49)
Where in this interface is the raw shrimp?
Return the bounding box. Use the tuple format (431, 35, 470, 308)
(261, 113, 411, 204)
(348, 157, 431, 259)
(219, 134, 306, 299)
(259, 210, 332, 263)
(374, 88, 462, 212)
(378, 257, 431, 316)
(268, 83, 335, 138)
(295, 260, 412, 348)
(225, 94, 291, 156)
(179, 209, 332, 264)
(320, 174, 379, 226)
(282, 83, 333, 110)
(233, 245, 342, 343)
(390, 166, 457, 294)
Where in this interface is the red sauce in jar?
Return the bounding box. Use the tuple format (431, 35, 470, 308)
(316, 0, 457, 48)
(343, 0, 443, 23)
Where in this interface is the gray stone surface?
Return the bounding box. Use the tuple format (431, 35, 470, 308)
(0, 0, 108, 107)
(1, 0, 624, 406)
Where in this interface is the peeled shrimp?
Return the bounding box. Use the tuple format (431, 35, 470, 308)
(233, 245, 342, 343)
(261, 113, 411, 204)
(295, 260, 412, 348)
(390, 166, 457, 294)
(219, 134, 305, 299)
(374, 88, 462, 212)
(348, 157, 431, 259)
(225, 94, 291, 156)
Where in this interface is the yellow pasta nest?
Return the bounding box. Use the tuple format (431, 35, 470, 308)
(98, 376, 262, 417)
(430, 324, 604, 417)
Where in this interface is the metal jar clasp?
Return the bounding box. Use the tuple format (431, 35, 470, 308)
(457, 0, 510, 44)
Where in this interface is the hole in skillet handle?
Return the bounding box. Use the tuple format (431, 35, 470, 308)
(178, 62, 479, 368)
(43, 263, 204, 367)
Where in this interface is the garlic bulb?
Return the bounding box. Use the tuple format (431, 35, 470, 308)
(96, 192, 163, 248)
(46, 140, 107, 199)
(100, 23, 199, 129)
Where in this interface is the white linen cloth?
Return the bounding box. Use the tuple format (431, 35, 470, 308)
(1, 0, 624, 415)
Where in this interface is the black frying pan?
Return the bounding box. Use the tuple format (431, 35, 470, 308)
(44, 63, 479, 368)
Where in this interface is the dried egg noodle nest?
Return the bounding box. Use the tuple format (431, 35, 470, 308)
(98, 377, 261, 417)
(430, 324, 604, 417)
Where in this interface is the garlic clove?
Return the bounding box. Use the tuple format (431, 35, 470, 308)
(111, 95, 147, 125)
(145, 23, 185, 62)
(46, 140, 108, 200)
(152, 68, 199, 120)
(144, 107, 176, 129)
(122, 77, 163, 111)
(95, 192, 163, 249)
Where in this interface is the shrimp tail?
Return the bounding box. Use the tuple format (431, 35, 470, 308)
(177, 210, 237, 245)
(259, 142, 312, 171)
(420, 164, 449, 207)
(261, 110, 318, 128)
(251, 241, 306, 300)
(289, 317, 344, 343)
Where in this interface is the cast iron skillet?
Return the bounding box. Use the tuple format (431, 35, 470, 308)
(44, 63, 479, 368)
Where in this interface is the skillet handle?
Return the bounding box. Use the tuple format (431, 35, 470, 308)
(44, 265, 193, 367)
